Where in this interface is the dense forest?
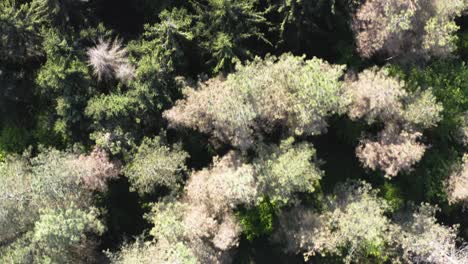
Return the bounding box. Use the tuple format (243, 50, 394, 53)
(1, 0, 468, 263)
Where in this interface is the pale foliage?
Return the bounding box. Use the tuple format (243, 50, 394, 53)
(147, 201, 241, 264)
(164, 77, 255, 150)
(108, 238, 199, 264)
(346, 68, 441, 176)
(0, 149, 108, 262)
(185, 151, 258, 212)
(392, 203, 462, 264)
(128, 152, 258, 263)
(164, 54, 346, 150)
(458, 112, 468, 146)
(345, 67, 406, 123)
(272, 205, 321, 255)
(212, 215, 241, 251)
(353, 0, 467, 60)
(356, 124, 427, 177)
(445, 244, 468, 264)
(345, 67, 442, 128)
(124, 137, 188, 195)
(69, 147, 120, 191)
(255, 138, 322, 204)
(87, 38, 135, 82)
(446, 154, 468, 205)
(275, 181, 391, 263)
(0, 156, 35, 243)
(0, 148, 116, 244)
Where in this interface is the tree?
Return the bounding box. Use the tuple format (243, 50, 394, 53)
(185, 151, 258, 212)
(402, 88, 444, 129)
(134, 8, 194, 73)
(270, 0, 360, 59)
(87, 38, 135, 83)
(254, 138, 322, 204)
(83, 17, 189, 143)
(345, 67, 443, 177)
(70, 147, 120, 191)
(353, 0, 468, 61)
(274, 181, 392, 263)
(107, 237, 199, 264)
(145, 200, 242, 263)
(391, 203, 462, 264)
(459, 112, 468, 146)
(345, 67, 407, 123)
(192, 0, 270, 73)
(356, 124, 427, 177)
(0, 0, 50, 64)
(0, 0, 51, 124)
(446, 154, 468, 205)
(124, 136, 188, 195)
(35, 28, 94, 143)
(0, 147, 115, 262)
(391, 60, 468, 138)
(164, 54, 346, 150)
(0, 154, 34, 244)
(113, 150, 264, 263)
(344, 67, 443, 128)
(31, 204, 104, 263)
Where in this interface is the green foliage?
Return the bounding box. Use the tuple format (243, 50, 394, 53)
(272, 0, 358, 59)
(398, 146, 460, 203)
(459, 30, 468, 60)
(124, 136, 188, 195)
(236, 198, 278, 241)
(255, 138, 323, 204)
(398, 60, 468, 133)
(387, 60, 466, 203)
(35, 28, 94, 143)
(32, 204, 104, 263)
(85, 94, 139, 124)
(90, 127, 135, 155)
(148, 201, 187, 241)
(402, 88, 443, 129)
(0, 0, 50, 63)
(135, 8, 194, 73)
(392, 60, 468, 134)
(192, 0, 270, 73)
(31, 112, 66, 148)
(1, 204, 104, 264)
(380, 182, 404, 211)
(0, 122, 30, 153)
(275, 181, 392, 263)
(0, 0, 51, 121)
(0, 148, 108, 262)
(317, 181, 391, 263)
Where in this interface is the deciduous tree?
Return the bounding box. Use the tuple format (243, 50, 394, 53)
(164, 54, 346, 150)
(353, 0, 468, 61)
(275, 181, 392, 263)
(124, 136, 188, 195)
(356, 124, 427, 177)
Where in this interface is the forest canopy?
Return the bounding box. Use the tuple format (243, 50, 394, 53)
(1, 0, 468, 263)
